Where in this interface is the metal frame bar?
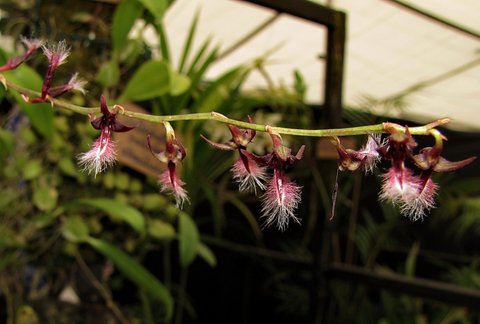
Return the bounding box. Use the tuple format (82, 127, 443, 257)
(383, 0, 480, 41)
(329, 263, 480, 309)
(206, 238, 480, 309)
(238, 0, 346, 127)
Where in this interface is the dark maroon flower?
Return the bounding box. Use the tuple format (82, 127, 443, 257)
(202, 118, 267, 193)
(332, 133, 382, 174)
(78, 95, 134, 176)
(21, 40, 86, 103)
(0, 37, 43, 72)
(379, 126, 475, 221)
(258, 130, 305, 231)
(148, 122, 189, 208)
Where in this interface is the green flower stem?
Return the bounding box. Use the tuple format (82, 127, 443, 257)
(3, 76, 450, 137)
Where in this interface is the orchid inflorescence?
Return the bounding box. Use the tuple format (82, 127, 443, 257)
(1, 38, 476, 230)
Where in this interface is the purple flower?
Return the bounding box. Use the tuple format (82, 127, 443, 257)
(78, 127, 117, 177)
(356, 134, 382, 174)
(332, 133, 382, 174)
(261, 168, 302, 231)
(202, 118, 267, 193)
(379, 167, 422, 208)
(231, 149, 268, 194)
(400, 177, 438, 221)
(21, 40, 86, 103)
(258, 130, 305, 230)
(47, 72, 87, 98)
(203, 123, 305, 230)
(0, 37, 43, 72)
(379, 126, 475, 220)
(78, 95, 134, 176)
(148, 122, 189, 208)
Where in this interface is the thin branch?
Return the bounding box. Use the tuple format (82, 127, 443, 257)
(2, 76, 450, 137)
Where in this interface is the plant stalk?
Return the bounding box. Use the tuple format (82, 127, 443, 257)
(3, 76, 450, 137)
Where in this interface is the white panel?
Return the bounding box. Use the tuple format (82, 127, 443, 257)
(333, 0, 480, 131)
(401, 0, 480, 35)
(164, 0, 327, 103)
(160, 0, 480, 131)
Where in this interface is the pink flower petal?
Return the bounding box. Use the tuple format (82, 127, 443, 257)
(261, 172, 302, 231)
(158, 169, 189, 209)
(379, 167, 421, 205)
(231, 158, 268, 194)
(400, 178, 438, 221)
(78, 129, 116, 177)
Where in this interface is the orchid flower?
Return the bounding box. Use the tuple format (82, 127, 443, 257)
(78, 95, 134, 176)
(379, 126, 475, 220)
(148, 122, 189, 208)
(202, 117, 267, 194)
(21, 40, 86, 103)
(0, 37, 43, 72)
(258, 130, 305, 231)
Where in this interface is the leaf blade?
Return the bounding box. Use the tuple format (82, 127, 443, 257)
(71, 198, 145, 234)
(86, 237, 173, 319)
(119, 60, 170, 101)
(179, 212, 200, 267)
(112, 0, 144, 55)
(5, 66, 54, 139)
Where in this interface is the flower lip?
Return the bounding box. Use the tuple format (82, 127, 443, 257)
(261, 171, 302, 231)
(90, 95, 134, 133)
(148, 124, 189, 208)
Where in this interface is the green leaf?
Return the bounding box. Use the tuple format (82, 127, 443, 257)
(112, 0, 144, 55)
(15, 305, 40, 324)
(29, 212, 59, 229)
(137, 0, 168, 22)
(193, 66, 246, 112)
(169, 68, 191, 96)
(58, 157, 78, 177)
(72, 198, 145, 234)
(143, 193, 168, 210)
(178, 213, 200, 267)
(174, 45, 218, 111)
(0, 128, 14, 154)
(178, 9, 200, 73)
(294, 69, 307, 99)
(5, 66, 54, 139)
(155, 21, 170, 61)
(0, 190, 18, 209)
(119, 38, 145, 66)
(96, 60, 120, 88)
(197, 243, 216, 267)
(185, 38, 214, 76)
(61, 216, 90, 243)
(86, 236, 173, 319)
(0, 224, 25, 248)
(0, 253, 17, 271)
(119, 60, 170, 101)
(22, 159, 43, 180)
(114, 173, 130, 191)
(148, 219, 176, 240)
(33, 186, 58, 212)
(405, 242, 420, 277)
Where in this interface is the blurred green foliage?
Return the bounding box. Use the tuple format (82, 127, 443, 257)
(0, 1, 479, 323)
